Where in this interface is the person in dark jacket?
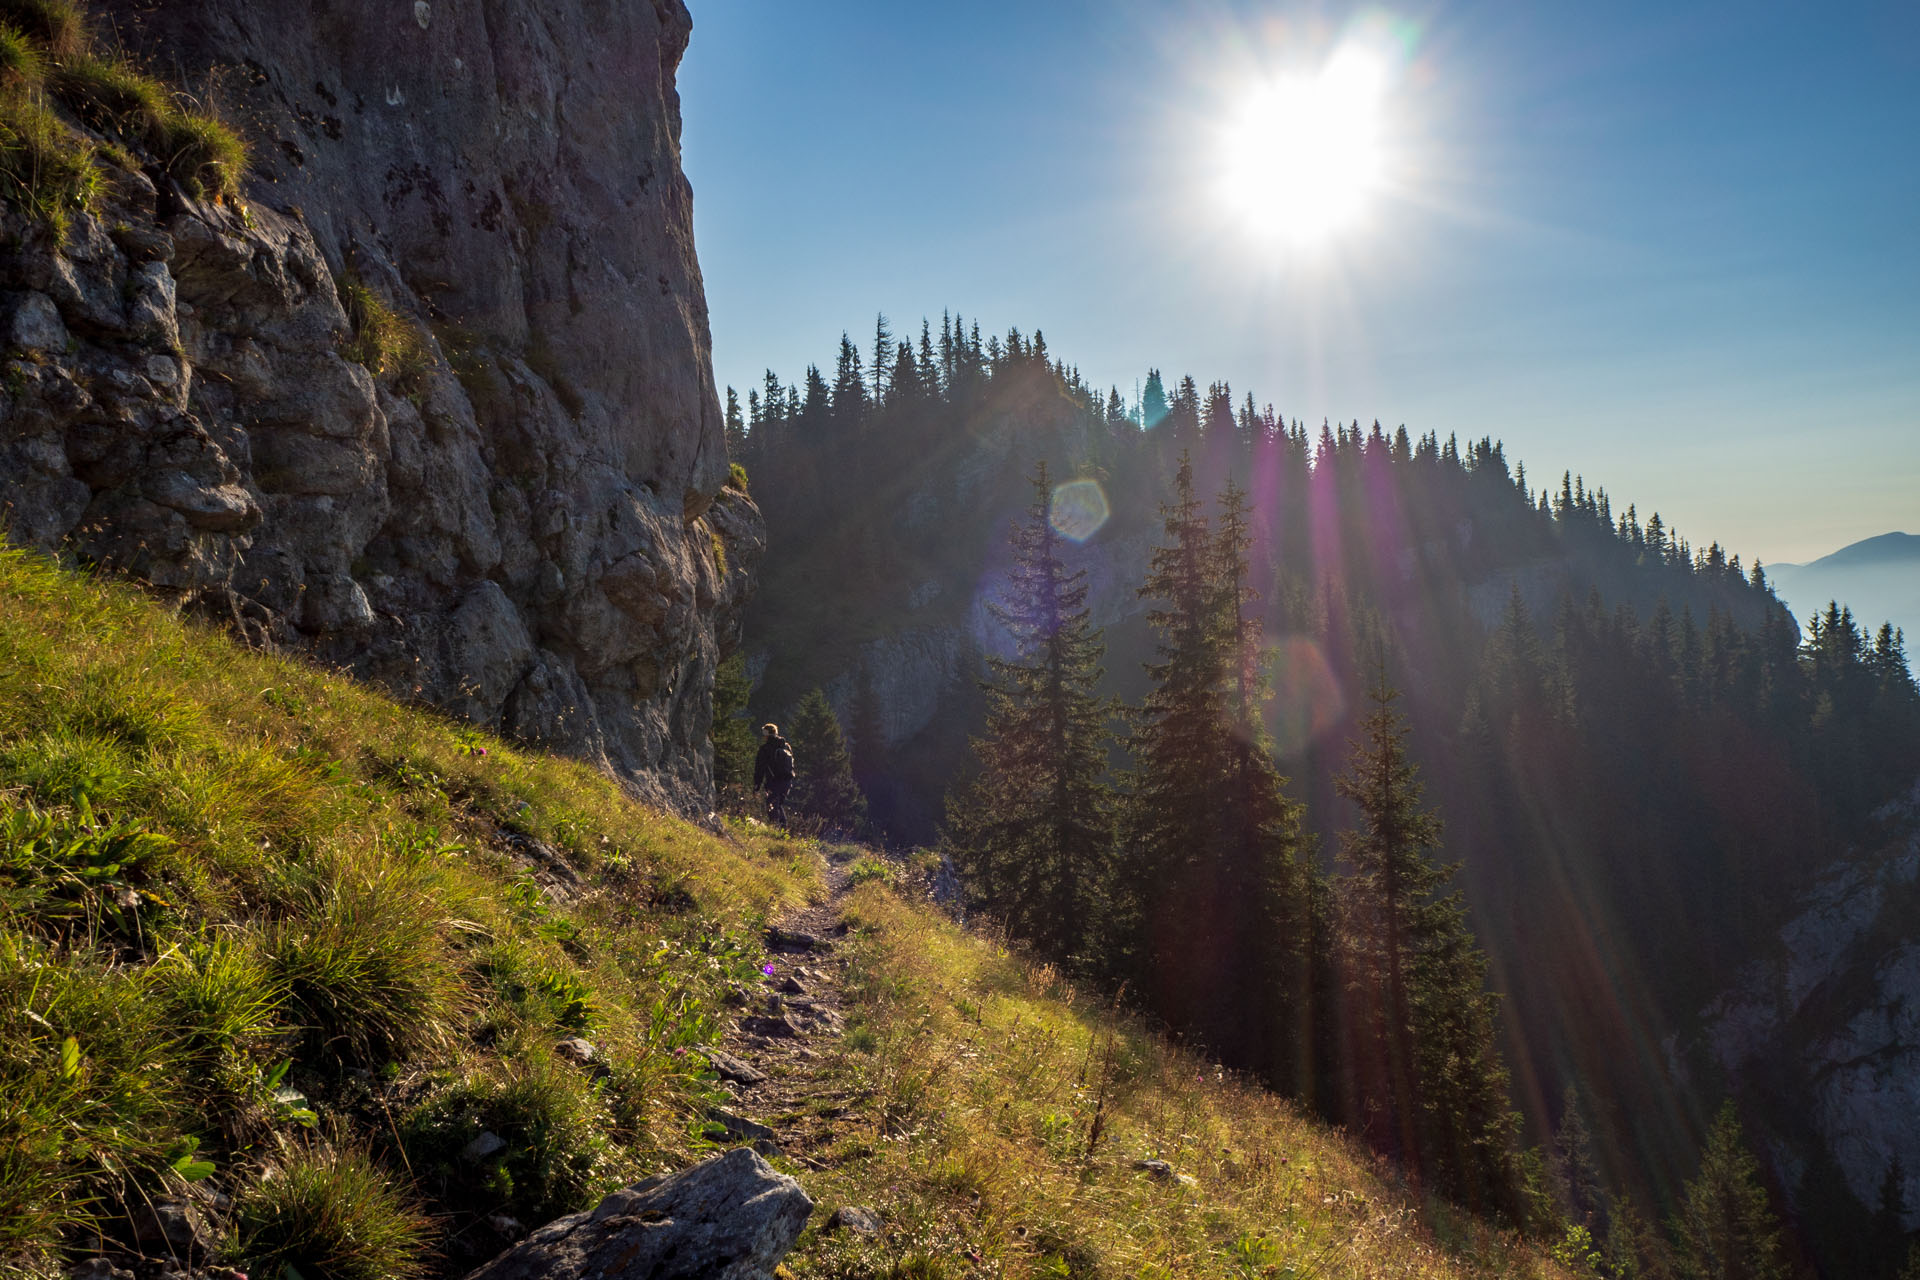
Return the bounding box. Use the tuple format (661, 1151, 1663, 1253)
(752, 723, 795, 826)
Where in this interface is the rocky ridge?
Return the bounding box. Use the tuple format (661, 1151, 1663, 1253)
(0, 0, 757, 808)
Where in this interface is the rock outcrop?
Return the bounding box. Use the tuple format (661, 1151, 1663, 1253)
(1701, 780, 1920, 1228)
(461, 1147, 812, 1280)
(1, 0, 758, 808)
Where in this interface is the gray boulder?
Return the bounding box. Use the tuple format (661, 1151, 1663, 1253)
(462, 1147, 812, 1280)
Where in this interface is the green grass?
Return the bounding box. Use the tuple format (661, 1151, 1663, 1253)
(47, 51, 247, 199)
(0, 91, 100, 239)
(0, 25, 45, 89)
(0, 545, 1564, 1279)
(0, 0, 83, 58)
(234, 1144, 432, 1280)
(0, 0, 249, 234)
(403, 1051, 630, 1227)
(0, 545, 817, 1270)
(778, 887, 1572, 1280)
(339, 274, 433, 388)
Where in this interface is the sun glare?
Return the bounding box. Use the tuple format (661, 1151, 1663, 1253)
(1219, 44, 1392, 249)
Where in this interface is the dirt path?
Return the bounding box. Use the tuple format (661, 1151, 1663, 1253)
(704, 849, 861, 1166)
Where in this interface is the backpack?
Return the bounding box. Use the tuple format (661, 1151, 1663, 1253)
(769, 739, 795, 782)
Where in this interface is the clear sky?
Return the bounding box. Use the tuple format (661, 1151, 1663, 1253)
(679, 1, 1919, 568)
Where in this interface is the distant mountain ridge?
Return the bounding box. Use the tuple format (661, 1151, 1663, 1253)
(1776, 531, 1919, 571)
(1768, 532, 1919, 661)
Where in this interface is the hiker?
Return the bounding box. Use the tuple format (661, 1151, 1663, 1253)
(752, 722, 795, 826)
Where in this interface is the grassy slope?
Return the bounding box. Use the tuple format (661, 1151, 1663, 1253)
(0, 547, 1564, 1280)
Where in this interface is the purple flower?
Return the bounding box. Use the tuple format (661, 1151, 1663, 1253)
(761, 963, 777, 976)
(476, 747, 488, 756)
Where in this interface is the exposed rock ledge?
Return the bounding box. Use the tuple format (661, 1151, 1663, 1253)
(1701, 779, 1920, 1228)
(1, 0, 759, 808)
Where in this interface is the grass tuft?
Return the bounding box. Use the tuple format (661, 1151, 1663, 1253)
(0, 91, 99, 239)
(404, 1052, 628, 1227)
(46, 51, 165, 136)
(268, 843, 466, 1064)
(48, 52, 247, 200)
(0, 0, 83, 58)
(234, 1144, 432, 1280)
(339, 274, 433, 388)
(0, 932, 182, 1263)
(0, 23, 44, 88)
(156, 934, 285, 1066)
(151, 105, 247, 200)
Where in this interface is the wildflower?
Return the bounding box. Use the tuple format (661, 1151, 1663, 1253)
(476, 746, 488, 756)
(761, 963, 777, 976)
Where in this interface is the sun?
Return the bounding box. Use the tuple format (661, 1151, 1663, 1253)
(1218, 45, 1391, 248)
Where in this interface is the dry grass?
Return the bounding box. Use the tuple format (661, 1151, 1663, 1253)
(779, 884, 1571, 1280)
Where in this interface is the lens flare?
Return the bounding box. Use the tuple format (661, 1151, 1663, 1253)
(1265, 635, 1346, 756)
(1049, 479, 1110, 542)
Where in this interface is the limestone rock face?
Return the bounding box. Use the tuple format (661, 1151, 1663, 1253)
(462, 1147, 812, 1280)
(1701, 780, 1920, 1229)
(0, 0, 761, 808)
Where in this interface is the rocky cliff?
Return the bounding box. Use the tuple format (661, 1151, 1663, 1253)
(1701, 779, 1920, 1231)
(0, 0, 759, 807)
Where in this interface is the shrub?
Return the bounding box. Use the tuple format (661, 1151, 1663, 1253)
(727, 461, 750, 493)
(234, 1144, 431, 1280)
(0, 0, 84, 57)
(847, 853, 895, 887)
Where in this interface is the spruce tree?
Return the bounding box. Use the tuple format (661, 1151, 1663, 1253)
(1127, 454, 1229, 1017)
(1213, 478, 1315, 1077)
(1140, 368, 1169, 429)
(1334, 658, 1518, 1209)
(1552, 1085, 1606, 1231)
(1672, 1102, 1788, 1280)
(787, 688, 866, 835)
(710, 652, 757, 799)
(869, 312, 894, 406)
(948, 462, 1116, 970)
(1126, 457, 1313, 1072)
(724, 386, 746, 460)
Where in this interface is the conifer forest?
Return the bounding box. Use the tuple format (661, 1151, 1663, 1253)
(725, 316, 1920, 1277)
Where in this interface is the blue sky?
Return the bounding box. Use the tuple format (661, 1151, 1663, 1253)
(679, 1, 1919, 567)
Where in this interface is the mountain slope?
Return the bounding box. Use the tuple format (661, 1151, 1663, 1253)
(734, 334, 1920, 1268)
(0, 546, 1568, 1279)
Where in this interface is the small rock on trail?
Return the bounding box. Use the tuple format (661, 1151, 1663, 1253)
(460, 1147, 811, 1280)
